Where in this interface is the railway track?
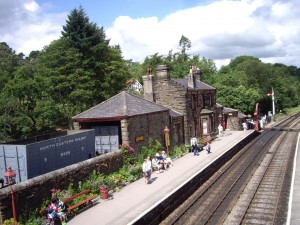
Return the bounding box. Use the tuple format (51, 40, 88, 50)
(160, 113, 300, 225)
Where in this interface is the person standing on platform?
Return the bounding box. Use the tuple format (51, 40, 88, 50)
(192, 140, 199, 156)
(142, 157, 152, 184)
(218, 124, 224, 137)
(242, 121, 247, 131)
(206, 141, 211, 154)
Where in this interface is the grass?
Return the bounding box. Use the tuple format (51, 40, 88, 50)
(286, 105, 300, 114)
(275, 105, 300, 121)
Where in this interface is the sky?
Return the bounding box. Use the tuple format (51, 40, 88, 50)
(1, 0, 300, 69)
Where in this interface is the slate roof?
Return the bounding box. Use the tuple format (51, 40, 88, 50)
(169, 109, 183, 118)
(238, 111, 246, 118)
(72, 91, 169, 121)
(172, 78, 216, 90)
(223, 107, 238, 113)
(201, 109, 214, 114)
(216, 103, 223, 108)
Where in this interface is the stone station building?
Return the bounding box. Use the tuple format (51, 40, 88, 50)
(143, 65, 218, 144)
(72, 64, 245, 152)
(72, 91, 184, 153)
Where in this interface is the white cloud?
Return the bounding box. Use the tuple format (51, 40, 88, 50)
(0, 0, 66, 55)
(1, 0, 300, 69)
(107, 0, 300, 68)
(24, 1, 39, 12)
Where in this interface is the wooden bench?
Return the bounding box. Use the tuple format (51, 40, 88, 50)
(40, 189, 98, 222)
(62, 189, 98, 216)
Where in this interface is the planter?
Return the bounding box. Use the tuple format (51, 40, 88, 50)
(100, 185, 108, 199)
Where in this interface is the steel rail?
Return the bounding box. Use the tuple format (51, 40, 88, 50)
(161, 113, 299, 225)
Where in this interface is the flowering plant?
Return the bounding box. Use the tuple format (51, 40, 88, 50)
(121, 143, 134, 153)
(51, 188, 61, 198)
(120, 143, 135, 166)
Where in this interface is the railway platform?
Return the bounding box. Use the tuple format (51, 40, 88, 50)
(67, 129, 255, 225)
(288, 132, 300, 225)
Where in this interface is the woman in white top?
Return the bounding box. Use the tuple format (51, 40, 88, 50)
(142, 157, 152, 184)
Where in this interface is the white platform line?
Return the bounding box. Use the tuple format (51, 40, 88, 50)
(287, 132, 300, 225)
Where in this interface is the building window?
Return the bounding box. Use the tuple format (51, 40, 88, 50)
(204, 94, 211, 106)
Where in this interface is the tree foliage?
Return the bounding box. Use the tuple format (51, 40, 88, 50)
(130, 35, 217, 80)
(216, 56, 300, 114)
(0, 7, 131, 142)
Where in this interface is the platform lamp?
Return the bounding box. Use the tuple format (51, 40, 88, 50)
(164, 126, 170, 154)
(4, 166, 17, 221)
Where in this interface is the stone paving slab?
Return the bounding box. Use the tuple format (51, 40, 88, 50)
(67, 130, 254, 225)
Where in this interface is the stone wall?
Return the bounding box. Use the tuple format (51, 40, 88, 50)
(127, 112, 170, 151)
(0, 151, 123, 221)
(153, 79, 189, 143)
(227, 116, 242, 131)
(170, 116, 184, 146)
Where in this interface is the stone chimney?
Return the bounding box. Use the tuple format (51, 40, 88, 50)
(143, 67, 154, 102)
(193, 66, 201, 81)
(156, 65, 170, 80)
(188, 65, 196, 88)
(188, 66, 201, 88)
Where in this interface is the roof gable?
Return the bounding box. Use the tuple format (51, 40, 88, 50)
(73, 91, 169, 120)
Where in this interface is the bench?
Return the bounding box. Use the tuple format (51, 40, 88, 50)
(62, 189, 98, 216)
(40, 189, 98, 222)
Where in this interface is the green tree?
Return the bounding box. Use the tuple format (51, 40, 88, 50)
(142, 53, 165, 77)
(215, 55, 300, 115)
(126, 60, 143, 84)
(0, 42, 22, 90)
(62, 6, 109, 55)
(61, 6, 130, 104)
(0, 54, 46, 140)
(213, 70, 261, 114)
(35, 38, 92, 112)
(178, 35, 191, 61)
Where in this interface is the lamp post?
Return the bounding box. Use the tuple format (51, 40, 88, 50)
(164, 126, 170, 154)
(254, 103, 259, 132)
(4, 166, 17, 221)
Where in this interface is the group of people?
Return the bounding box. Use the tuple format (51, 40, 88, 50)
(44, 197, 67, 225)
(142, 151, 173, 184)
(191, 141, 211, 156)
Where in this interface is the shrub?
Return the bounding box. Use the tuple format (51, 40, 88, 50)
(3, 218, 21, 225)
(121, 143, 136, 166)
(170, 145, 189, 158)
(138, 138, 163, 163)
